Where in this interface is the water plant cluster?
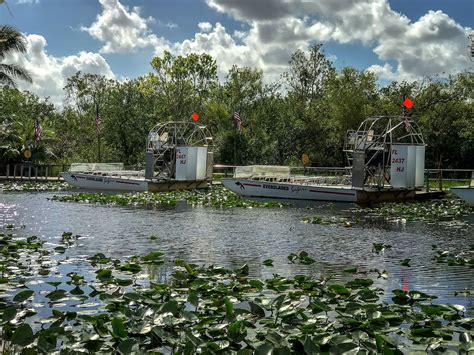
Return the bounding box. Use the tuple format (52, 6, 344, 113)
(50, 186, 286, 209)
(0, 231, 473, 354)
(354, 199, 473, 223)
(301, 216, 355, 228)
(2, 181, 70, 192)
(303, 199, 473, 228)
(432, 245, 474, 268)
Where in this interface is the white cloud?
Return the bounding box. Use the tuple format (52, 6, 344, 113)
(366, 63, 397, 81)
(5, 34, 114, 106)
(81, 0, 170, 54)
(173, 20, 336, 83)
(198, 22, 213, 32)
(175, 23, 260, 79)
(158, 21, 178, 30)
(205, 0, 472, 81)
(372, 10, 472, 79)
(14, 0, 40, 4)
(8, 0, 472, 107)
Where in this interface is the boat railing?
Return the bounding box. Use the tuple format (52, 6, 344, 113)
(86, 170, 146, 179)
(250, 174, 351, 186)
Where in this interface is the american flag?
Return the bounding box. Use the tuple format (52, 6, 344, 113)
(233, 111, 242, 132)
(96, 107, 102, 133)
(34, 119, 43, 141)
(404, 118, 412, 131)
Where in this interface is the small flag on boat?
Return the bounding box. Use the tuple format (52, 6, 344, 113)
(96, 107, 102, 133)
(232, 111, 242, 132)
(34, 119, 43, 141)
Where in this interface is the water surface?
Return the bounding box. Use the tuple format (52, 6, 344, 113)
(0, 191, 472, 310)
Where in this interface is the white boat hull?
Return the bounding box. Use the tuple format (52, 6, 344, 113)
(61, 172, 148, 192)
(221, 178, 358, 203)
(450, 187, 474, 205)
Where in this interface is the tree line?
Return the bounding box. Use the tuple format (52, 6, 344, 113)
(1, 44, 473, 170)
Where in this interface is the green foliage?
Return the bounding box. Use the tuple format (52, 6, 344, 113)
(0, 25, 32, 87)
(0, 87, 55, 165)
(50, 185, 287, 209)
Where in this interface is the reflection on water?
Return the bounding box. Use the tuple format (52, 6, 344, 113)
(0, 191, 473, 310)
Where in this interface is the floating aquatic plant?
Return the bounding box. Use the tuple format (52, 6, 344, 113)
(432, 245, 474, 268)
(50, 186, 287, 209)
(302, 199, 473, 230)
(353, 199, 473, 223)
(2, 181, 69, 192)
(0, 232, 472, 353)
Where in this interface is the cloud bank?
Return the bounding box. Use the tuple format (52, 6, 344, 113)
(7, 34, 114, 105)
(9, 0, 473, 105)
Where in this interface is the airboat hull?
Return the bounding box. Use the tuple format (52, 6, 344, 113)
(450, 187, 474, 205)
(61, 172, 209, 192)
(221, 178, 440, 205)
(61, 173, 149, 192)
(221, 178, 358, 203)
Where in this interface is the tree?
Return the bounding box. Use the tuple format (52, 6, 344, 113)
(283, 44, 334, 105)
(415, 73, 474, 168)
(104, 79, 158, 165)
(0, 25, 32, 87)
(0, 87, 55, 164)
(320, 68, 380, 165)
(281, 44, 335, 164)
(63, 72, 115, 162)
(145, 51, 218, 120)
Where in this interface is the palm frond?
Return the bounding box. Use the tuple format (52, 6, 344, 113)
(0, 25, 27, 59)
(0, 72, 16, 87)
(0, 64, 32, 86)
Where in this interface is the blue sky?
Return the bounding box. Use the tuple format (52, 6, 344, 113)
(1, 0, 472, 104)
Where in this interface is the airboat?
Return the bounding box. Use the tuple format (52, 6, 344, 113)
(61, 121, 213, 192)
(222, 116, 436, 204)
(450, 174, 474, 205)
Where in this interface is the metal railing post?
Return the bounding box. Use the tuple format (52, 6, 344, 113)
(6, 165, 10, 179)
(438, 169, 443, 191)
(425, 169, 430, 192)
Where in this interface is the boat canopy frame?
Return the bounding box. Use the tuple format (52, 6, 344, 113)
(146, 121, 213, 180)
(343, 115, 425, 188)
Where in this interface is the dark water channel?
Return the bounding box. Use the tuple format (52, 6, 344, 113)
(1, 191, 473, 312)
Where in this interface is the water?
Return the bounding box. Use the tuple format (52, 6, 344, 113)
(0, 191, 473, 311)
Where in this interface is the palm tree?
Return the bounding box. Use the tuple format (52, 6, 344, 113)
(0, 25, 32, 87)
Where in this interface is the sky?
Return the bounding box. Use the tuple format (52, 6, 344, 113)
(1, 0, 473, 106)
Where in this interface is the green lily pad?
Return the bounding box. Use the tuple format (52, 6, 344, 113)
(13, 289, 34, 302)
(46, 289, 67, 302)
(11, 323, 34, 346)
(2, 306, 17, 323)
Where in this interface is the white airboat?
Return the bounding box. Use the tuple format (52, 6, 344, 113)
(222, 116, 433, 204)
(61, 121, 213, 192)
